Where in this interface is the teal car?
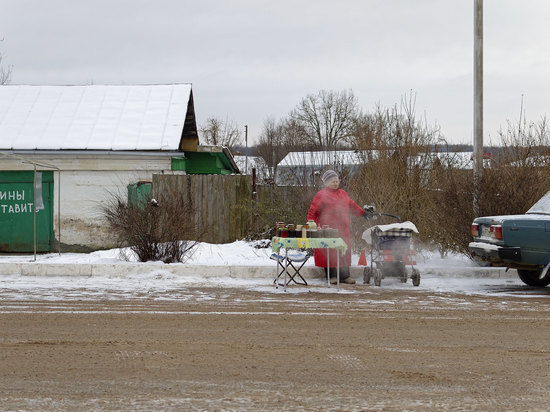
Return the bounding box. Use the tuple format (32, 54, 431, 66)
(468, 191, 550, 287)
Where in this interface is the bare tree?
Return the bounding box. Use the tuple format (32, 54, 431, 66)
(199, 116, 242, 151)
(482, 115, 550, 217)
(351, 93, 442, 153)
(289, 89, 360, 148)
(280, 117, 308, 147)
(257, 116, 319, 183)
(257, 118, 281, 167)
(256, 117, 286, 183)
(346, 94, 448, 253)
(0, 45, 12, 85)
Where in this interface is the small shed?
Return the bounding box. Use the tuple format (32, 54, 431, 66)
(0, 169, 54, 252)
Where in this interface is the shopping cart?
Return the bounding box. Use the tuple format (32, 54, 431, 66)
(361, 210, 420, 287)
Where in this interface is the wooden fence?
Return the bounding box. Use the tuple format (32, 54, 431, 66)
(153, 174, 318, 244)
(153, 174, 253, 243)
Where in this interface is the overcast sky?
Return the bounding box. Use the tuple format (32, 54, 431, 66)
(1, 0, 549, 145)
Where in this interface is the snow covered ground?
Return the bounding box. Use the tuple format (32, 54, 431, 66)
(0, 240, 539, 300)
(0, 239, 475, 267)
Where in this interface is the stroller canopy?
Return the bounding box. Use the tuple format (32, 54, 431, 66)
(362, 221, 419, 245)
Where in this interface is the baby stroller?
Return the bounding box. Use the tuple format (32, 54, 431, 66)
(361, 207, 421, 287)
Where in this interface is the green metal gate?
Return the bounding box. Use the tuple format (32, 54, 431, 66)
(0, 171, 54, 252)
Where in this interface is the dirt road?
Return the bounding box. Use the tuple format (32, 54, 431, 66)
(0, 285, 549, 410)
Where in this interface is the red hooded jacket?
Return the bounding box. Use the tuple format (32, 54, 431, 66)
(307, 188, 364, 267)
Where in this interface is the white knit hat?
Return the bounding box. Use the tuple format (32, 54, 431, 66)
(321, 169, 338, 184)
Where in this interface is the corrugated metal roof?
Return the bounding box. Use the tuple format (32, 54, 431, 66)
(0, 84, 193, 151)
(233, 155, 268, 176)
(278, 150, 378, 167)
(278, 150, 484, 169)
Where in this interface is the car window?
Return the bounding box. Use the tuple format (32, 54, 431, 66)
(527, 190, 550, 214)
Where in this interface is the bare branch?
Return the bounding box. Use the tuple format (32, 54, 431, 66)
(289, 89, 359, 148)
(0, 50, 12, 85)
(199, 116, 243, 151)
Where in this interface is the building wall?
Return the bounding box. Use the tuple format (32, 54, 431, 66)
(55, 169, 166, 249)
(0, 153, 182, 250)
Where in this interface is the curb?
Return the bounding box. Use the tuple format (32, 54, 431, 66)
(0, 262, 517, 279)
(0, 263, 275, 278)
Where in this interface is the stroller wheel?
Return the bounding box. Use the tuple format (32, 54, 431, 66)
(363, 267, 372, 284)
(374, 269, 382, 286)
(396, 262, 407, 282)
(411, 269, 421, 287)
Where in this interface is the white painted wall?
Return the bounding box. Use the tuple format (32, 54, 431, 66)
(0, 152, 184, 250)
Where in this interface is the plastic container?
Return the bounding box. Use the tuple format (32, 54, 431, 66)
(307, 220, 317, 230)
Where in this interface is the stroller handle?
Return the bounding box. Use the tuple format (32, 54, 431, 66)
(365, 211, 402, 222)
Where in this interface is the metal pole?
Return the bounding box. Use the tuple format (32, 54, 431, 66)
(245, 125, 248, 174)
(271, 130, 275, 184)
(284, 248, 288, 292)
(33, 164, 37, 261)
(57, 170, 61, 255)
(473, 0, 483, 216)
(326, 247, 330, 287)
(336, 249, 340, 291)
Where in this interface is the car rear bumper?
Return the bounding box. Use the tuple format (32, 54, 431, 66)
(468, 241, 521, 264)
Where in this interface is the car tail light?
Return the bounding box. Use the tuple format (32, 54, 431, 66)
(471, 223, 480, 237)
(490, 225, 503, 240)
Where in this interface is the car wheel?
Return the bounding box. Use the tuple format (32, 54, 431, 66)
(517, 269, 550, 287)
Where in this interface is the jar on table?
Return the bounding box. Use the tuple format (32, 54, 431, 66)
(287, 224, 296, 237)
(276, 222, 285, 237)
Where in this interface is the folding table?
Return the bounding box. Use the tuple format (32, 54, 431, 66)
(271, 250, 309, 287)
(271, 236, 348, 291)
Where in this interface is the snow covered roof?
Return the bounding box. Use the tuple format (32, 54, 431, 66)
(0, 84, 197, 151)
(278, 150, 490, 170)
(508, 155, 550, 168)
(233, 155, 268, 173)
(278, 150, 378, 167)
(407, 152, 475, 169)
(429, 152, 493, 169)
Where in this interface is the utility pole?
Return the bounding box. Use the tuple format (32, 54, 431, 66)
(244, 125, 248, 174)
(473, 0, 483, 216)
(271, 128, 275, 184)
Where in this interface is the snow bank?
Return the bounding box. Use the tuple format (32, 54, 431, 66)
(0, 239, 476, 269)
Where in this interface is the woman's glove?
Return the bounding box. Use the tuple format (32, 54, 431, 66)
(363, 205, 376, 214)
(363, 205, 377, 220)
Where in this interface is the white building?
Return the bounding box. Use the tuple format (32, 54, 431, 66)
(276, 149, 488, 186)
(0, 84, 202, 251)
(233, 155, 270, 182)
(276, 150, 378, 186)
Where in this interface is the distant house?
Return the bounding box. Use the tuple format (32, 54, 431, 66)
(507, 155, 550, 168)
(276, 149, 491, 186)
(276, 150, 379, 186)
(233, 155, 270, 182)
(409, 151, 493, 170)
(0, 84, 238, 252)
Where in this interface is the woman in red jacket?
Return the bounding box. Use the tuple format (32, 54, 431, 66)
(307, 170, 365, 284)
